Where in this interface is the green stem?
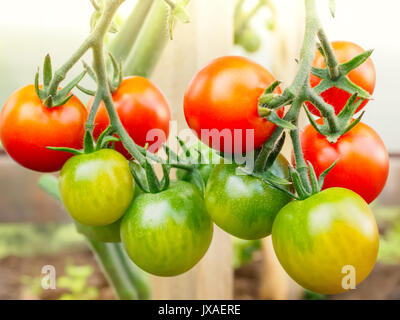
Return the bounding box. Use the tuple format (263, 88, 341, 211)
(47, 0, 125, 97)
(123, 0, 170, 77)
(92, 41, 147, 165)
(114, 244, 151, 299)
(108, 0, 154, 61)
(317, 28, 340, 80)
(289, 98, 311, 193)
(88, 240, 140, 300)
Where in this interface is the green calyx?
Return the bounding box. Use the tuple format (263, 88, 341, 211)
(35, 54, 86, 108)
(311, 49, 373, 99)
(258, 80, 297, 131)
(304, 92, 365, 142)
(47, 126, 119, 156)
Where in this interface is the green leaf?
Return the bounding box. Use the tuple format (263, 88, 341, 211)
(339, 49, 373, 75)
(46, 147, 83, 155)
(57, 70, 87, 99)
(145, 161, 161, 193)
(43, 54, 53, 90)
(267, 112, 297, 130)
(318, 160, 338, 189)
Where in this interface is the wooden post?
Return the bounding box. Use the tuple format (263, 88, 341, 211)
(149, 0, 235, 300)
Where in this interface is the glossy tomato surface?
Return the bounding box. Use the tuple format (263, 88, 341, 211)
(184, 56, 284, 154)
(121, 181, 213, 277)
(0, 85, 87, 172)
(307, 41, 376, 116)
(90, 76, 170, 158)
(272, 188, 379, 295)
(59, 149, 134, 226)
(301, 120, 389, 204)
(205, 155, 291, 240)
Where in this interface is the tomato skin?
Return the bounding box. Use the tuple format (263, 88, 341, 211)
(184, 56, 284, 154)
(121, 181, 213, 277)
(307, 41, 376, 116)
(0, 85, 87, 172)
(272, 188, 379, 295)
(89, 76, 171, 159)
(205, 155, 291, 240)
(59, 149, 135, 226)
(301, 120, 389, 204)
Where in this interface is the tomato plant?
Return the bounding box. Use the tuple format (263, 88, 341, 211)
(183, 56, 284, 154)
(121, 181, 213, 276)
(0, 85, 87, 172)
(205, 155, 291, 240)
(272, 187, 379, 294)
(59, 149, 134, 226)
(307, 41, 376, 116)
(89, 76, 171, 158)
(301, 120, 389, 204)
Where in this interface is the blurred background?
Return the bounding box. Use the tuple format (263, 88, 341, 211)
(0, 0, 399, 300)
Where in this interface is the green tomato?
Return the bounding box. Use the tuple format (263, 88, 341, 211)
(205, 155, 291, 240)
(121, 181, 213, 277)
(272, 187, 379, 295)
(59, 149, 134, 226)
(74, 184, 144, 243)
(235, 28, 261, 53)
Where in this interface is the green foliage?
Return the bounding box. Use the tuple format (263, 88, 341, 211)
(20, 261, 99, 300)
(232, 237, 261, 269)
(58, 262, 99, 300)
(0, 223, 85, 259)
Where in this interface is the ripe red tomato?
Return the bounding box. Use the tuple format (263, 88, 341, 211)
(89, 76, 170, 158)
(307, 41, 376, 116)
(0, 85, 87, 172)
(300, 120, 389, 204)
(184, 56, 284, 154)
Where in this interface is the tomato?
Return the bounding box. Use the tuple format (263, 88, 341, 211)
(272, 188, 379, 295)
(307, 41, 376, 116)
(121, 181, 213, 276)
(301, 120, 389, 204)
(59, 149, 134, 226)
(184, 56, 284, 154)
(89, 76, 170, 159)
(205, 155, 291, 240)
(0, 85, 87, 172)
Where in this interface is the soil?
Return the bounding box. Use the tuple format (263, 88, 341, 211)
(0, 248, 399, 300)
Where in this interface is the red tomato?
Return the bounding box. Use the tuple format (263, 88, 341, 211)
(307, 41, 376, 116)
(0, 85, 87, 172)
(183, 56, 284, 154)
(300, 120, 389, 204)
(89, 76, 171, 158)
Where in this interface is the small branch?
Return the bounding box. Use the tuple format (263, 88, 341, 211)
(317, 28, 340, 80)
(289, 99, 311, 193)
(306, 88, 340, 132)
(47, 0, 125, 97)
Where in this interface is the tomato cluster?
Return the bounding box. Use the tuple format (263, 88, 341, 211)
(0, 41, 388, 294)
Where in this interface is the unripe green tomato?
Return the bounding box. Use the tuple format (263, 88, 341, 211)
(74, 183, 144, 243)
(235, 28, 261, 53)
(121, 181, 213, 277)
(205, 155, 291, 240)
(59, 149, 134, 226)
(272, 188, 379, 295)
